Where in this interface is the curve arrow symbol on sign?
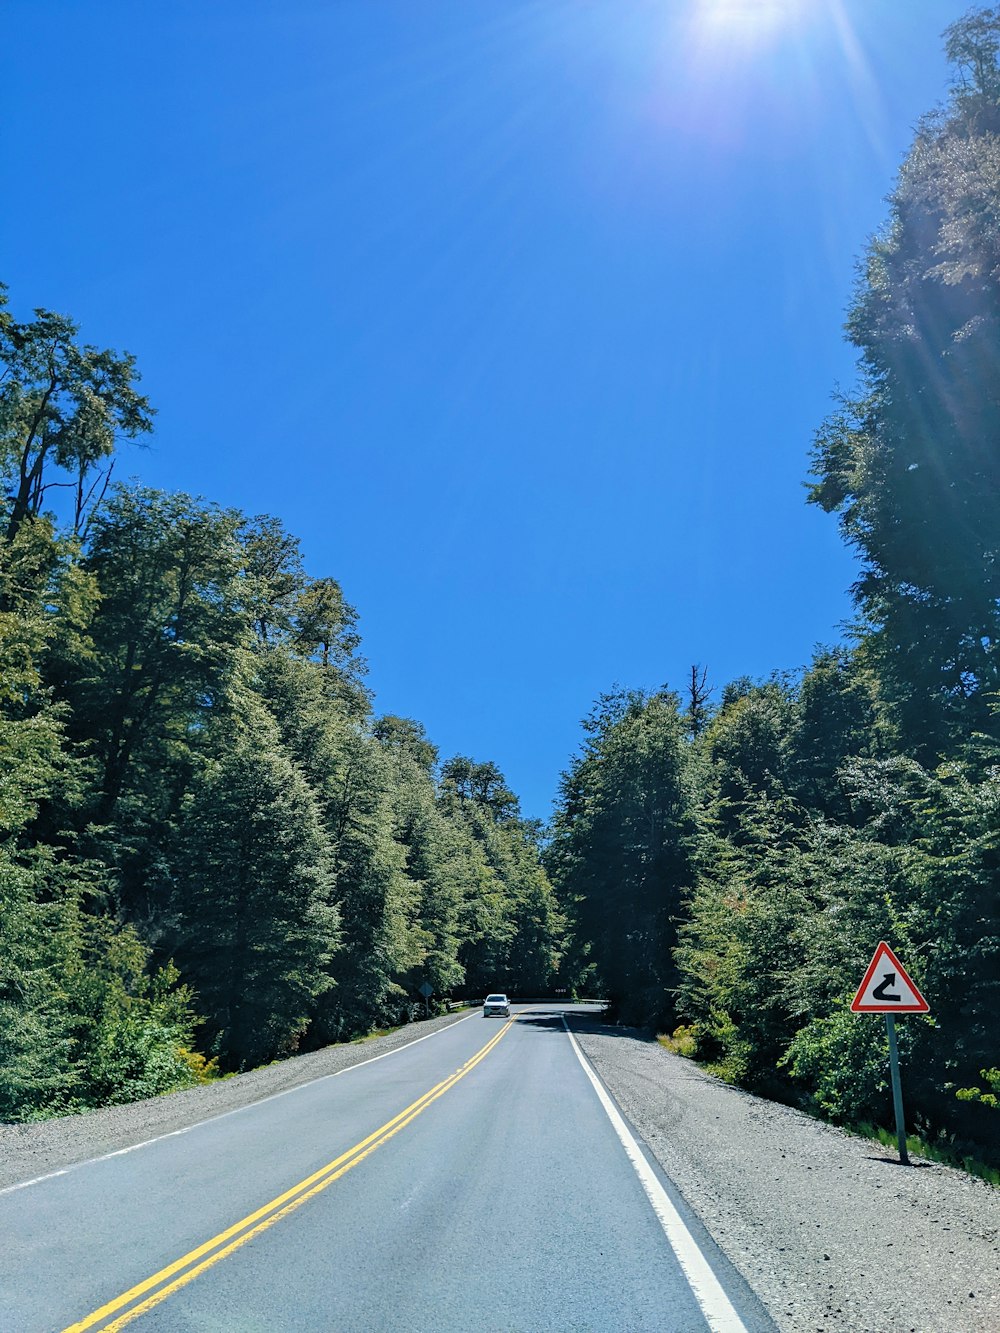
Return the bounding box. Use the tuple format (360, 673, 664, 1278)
(871, 973, 901, 1002)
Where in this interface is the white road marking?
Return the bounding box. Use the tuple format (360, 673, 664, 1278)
(562, 1017, 748, 1333)
(0, 1011, 477, 1197)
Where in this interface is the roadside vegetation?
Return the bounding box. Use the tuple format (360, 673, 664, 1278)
(547, 10, 1000, 1171)
(0, 307, 563, 1120)
(854, 1123, 1000, 1187)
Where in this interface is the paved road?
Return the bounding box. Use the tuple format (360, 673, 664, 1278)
(2, 1005, 773, 1332)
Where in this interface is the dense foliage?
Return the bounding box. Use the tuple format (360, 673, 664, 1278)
(548, 11, 1000, 1162)
(0, 290, 562, 1119)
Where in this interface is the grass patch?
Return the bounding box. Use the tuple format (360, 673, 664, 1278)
(350, 1027, 394, 1044)
(850, 1121, 1000, 1186)
(657, 1024, 698, 1058)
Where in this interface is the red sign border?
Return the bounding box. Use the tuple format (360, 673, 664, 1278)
(850, 941, 929, 1013)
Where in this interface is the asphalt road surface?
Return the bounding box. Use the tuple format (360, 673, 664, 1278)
(2, 1004, 773, 1332)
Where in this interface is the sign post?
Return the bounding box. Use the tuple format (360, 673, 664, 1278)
(418, 980, 433, 1018)
(850, 941, 929, 1165)
(884, 1014, 908, 1165)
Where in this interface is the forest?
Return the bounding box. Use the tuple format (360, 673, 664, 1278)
(548, 10, 1000, 1163)
(2, 9, 999, 1170)
(0, 329, 564, 1115)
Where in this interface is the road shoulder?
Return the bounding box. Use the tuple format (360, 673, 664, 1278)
(568, 1017, 1000, 1333)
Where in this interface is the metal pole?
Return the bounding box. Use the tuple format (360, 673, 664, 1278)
(885, 1013, 909, 1165)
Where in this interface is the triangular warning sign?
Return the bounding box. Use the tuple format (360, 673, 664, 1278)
(850, 941, 929, 1013)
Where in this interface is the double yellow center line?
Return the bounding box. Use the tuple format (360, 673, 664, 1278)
(62, 1018, 514, 1332)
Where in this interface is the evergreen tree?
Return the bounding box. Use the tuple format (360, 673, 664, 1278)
(376, 717, 467, 1000)
(786, 647, 884, 818)
(703, 679, 795, 840)
(251, 652, 424, 1037)
(548, 691, 695, 1024)
(440, 755, 562, 996)
(809, 10, 1000, 756)
(59, 486, 248, 920)
(171, 702, 339, 1070)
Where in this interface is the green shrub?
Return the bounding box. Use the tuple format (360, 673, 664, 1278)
(85, 1017, 203, 1106)
(956, 1069, 1000, 1110)
(176, 1047, 219, 1084)
(781, 1007, 898, 1123)
(658, 1024, 699, 1057)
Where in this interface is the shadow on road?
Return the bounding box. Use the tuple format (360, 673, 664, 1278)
(511, 1006, 651, 1037)
(561, 1015, 661, 1044)
(511, 1010, 569, 1033)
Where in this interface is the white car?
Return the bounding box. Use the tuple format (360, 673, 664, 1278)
(483, 993, 511, 1017)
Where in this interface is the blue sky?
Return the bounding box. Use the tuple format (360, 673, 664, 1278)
(2, 0, 976, 819)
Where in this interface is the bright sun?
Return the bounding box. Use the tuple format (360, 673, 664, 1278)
(695, 0, 806, 38)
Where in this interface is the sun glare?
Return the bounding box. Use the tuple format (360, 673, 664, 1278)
(694, 0, 807, 41)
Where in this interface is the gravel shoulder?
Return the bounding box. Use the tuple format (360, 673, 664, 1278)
(0, 1009, 474, 1193)
(569, 1017, 1000, 1333)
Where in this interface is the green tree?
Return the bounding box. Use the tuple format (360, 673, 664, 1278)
(703, 679, 794, 840)
(373, 714, 439, 774)
(171, 704, 339, 1069)
(293, 575, 368, 719)
(238, 513, 308, 646)
(440, 756, 519, 821)
(0, 286, 152, 545)
(253, 651, 425, 1037)
(58, 486, 248, 921)
(318, 730, 422, 1035)
(439, 755, 562, 996)
(787, 648, 884, 817)
(376, 718, 466, 999)
(548, 691, 695, 1024)
(808, 10, 1000, 756)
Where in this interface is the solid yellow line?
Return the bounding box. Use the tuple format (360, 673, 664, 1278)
(60, 1020, 513, 1333)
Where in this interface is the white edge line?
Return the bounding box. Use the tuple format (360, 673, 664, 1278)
(561, 1017, 748, 1333)
(0, 1010, 478, 1197)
